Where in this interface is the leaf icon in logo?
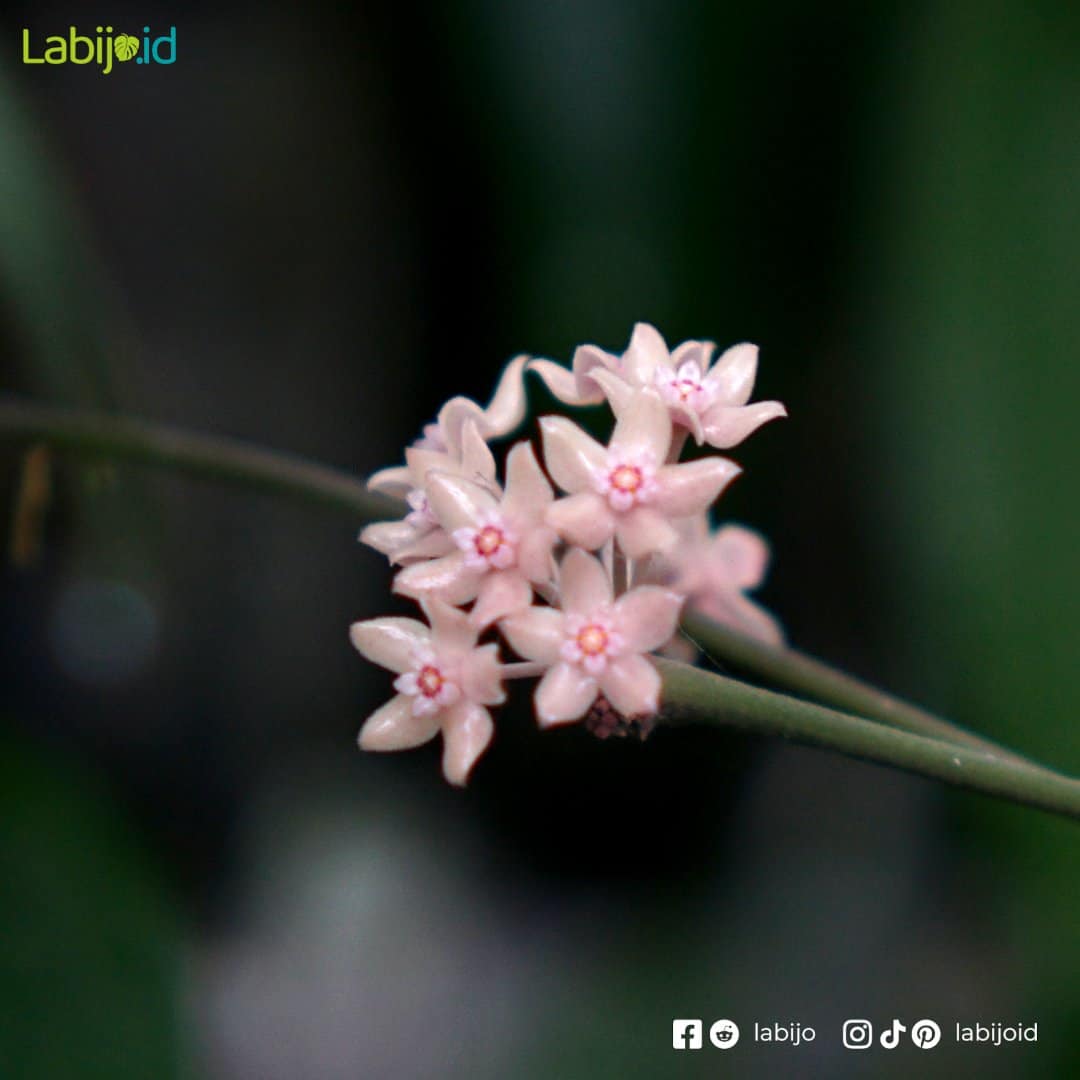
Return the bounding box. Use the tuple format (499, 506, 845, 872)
(114, 34, 140, 61)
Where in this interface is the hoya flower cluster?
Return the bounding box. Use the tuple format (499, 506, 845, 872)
(352, 325, 786, 785)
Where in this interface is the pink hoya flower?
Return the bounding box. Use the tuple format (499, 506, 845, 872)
(360, 419, 498, 565)
(392, 442, 558, 627)
(667, 517, 783, 645)
(530, 323, 786, 450)
(541, 386, 740, 558)
(501, 548, 683, 726)
(349, 598, 506, 785)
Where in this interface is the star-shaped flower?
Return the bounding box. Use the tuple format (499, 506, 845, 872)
(392, 442, 558, 626)
(540, 387, 740, 558)
(500, 548, 684, 726)
(530, 323, 786, 450)
(349, 599, 506, 785)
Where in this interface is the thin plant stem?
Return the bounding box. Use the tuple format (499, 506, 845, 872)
(656, 659, 1080, 821)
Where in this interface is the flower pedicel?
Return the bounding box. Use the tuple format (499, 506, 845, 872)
(354, 324, 787, 785)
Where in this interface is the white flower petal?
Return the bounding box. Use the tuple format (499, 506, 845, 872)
(700, 401, 787, 450)
(655, 457, 741, 518)
(539, 416, 608, 493)
(459, 642, 507, 705)
(702, 342, 760, 406)
(502, 441, 553, 520)
(609, 386, 672, 461)
(614, 507, 679, 558)
(359, 519, 422, 558)
(545, 492, 615, 551)
(469, 570, 533, 629)
(559, 547, 613, 614)
(366, 466, 411, 496)
(481, 354, 528, 437)
(393, 552, 481, 605)
(421, 597, 481, 656)
(528, 359, 600, 406)
(621, 323, 669, 385)
(613, 586, 685, 653)
(500, 606, 565, 664)
(599, 655, 660, 717)
(441, 701, 495, 786)
(709, 525, 771, 589)
(358, 694, 441, 751)
(570, 343, 620, 401)
(535, 661, 598, 727)
(425, 471, 498, 533)
(349, 617, 430, 673)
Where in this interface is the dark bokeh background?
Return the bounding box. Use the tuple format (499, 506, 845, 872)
(1, 3, 1077, 1078)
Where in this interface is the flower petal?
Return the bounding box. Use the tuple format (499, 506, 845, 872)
(599, 654, 660, 717)
(358, 694, 441, 750)
(613, 586, 685, 652)
(391, 528, 456, 565)
(517, 524, 558, 583)
(539, 416, 607, 493)
(655, 457, 741, 518)
(393, 552, 481, 605)
(702, 342, 759, 406)
(545, 492, 614, 551)
(367, 466, 411, 496)
(585, 367, 636, 415)
(359, 519, 422, 558)
(609, 386, 672, 460)
(425, 471, 498, 532)
(559, 547, 613, 614)
(528, 359, 600, 406)
(570, 343, 619, 401)
(459, 642, 506, 705)
(436, 397, 486, 457)
(669, 339, 715, 372)
(421, 597, 480, 655)
(349, 617, 430, 673)
(710, 525, 771, 589)
(440, 701, 495, 786)
(534, 661, 598, 727)
(470, 570, 533, 629)
(614, 506, 679, 558)
(458, 419, 500, 486)
(481, 354, 528, 437)
(502, 441, 553, 520)
(693, 590, 784, 646)
(700, 401, 788, 450)
(499, 606, 565, 664)
(621, 323, 669, 385)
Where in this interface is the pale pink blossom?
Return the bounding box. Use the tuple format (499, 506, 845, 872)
(666, 517, 783, 645)
(530, 323, 786, 450)
(392, 442, 558, 627)
(541, 387, 741, 558)
(500, 548, 684, 727)
(350, 599, 506, 785)
(359, 419, 498, 565)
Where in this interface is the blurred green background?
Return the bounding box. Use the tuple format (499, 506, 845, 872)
(0, 2, 1077, 1078)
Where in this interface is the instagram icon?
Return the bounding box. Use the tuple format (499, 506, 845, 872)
(843, 1019, 873, 1050)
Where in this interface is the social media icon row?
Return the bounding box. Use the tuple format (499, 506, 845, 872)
(672, 1019, 739, 1050)
(843, 1018, 941, 1050)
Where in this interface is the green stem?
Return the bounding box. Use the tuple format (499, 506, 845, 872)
(657, 659, 1080, 820)
(681, 613, 1045, 773)
(0, 395, 399, 520)
(2, 394, 1076, 820)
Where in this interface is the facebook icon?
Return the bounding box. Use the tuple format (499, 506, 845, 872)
(672, 1020, 703, 1050)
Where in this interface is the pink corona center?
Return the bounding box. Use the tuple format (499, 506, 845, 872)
(610, 464, 643, 494)
(674, 376, 703, 402)
(577, 622, 609, 656)
(417, 665, 445, 698)
(475, 525, 504, 557)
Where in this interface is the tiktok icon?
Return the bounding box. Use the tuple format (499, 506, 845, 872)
(880, 1020, 906, 1048)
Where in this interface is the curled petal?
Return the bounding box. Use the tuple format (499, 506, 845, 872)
(702, 342, 759, 406)
(545, 492, 614, 551)
(669, 339, 715, 372)
(470, 570, 533, 629)
(614, 506, 679, 558)
(359, 519, 422, 558)
(614, 586, 685, 653)
(500, 606, 565, 664)
(390, 528, 456, 566)
(599, 654, 660, 717)
(528, 359, 600, 406)
(585, 367, 635, 416)
(535, 661, 598, 727)
(621, 323, 669, 385)
(441, 701, 496, 786)
(425, 472, 497, 532)
(367, 466, 411, 497)
(350, 617, 430, 673)
(420, 597, 481, 656)
(559, 547, 613, 614)
(694, 590, 784, 646)
(609, 386, 672, 460)
(482, 354, 528, 437)
(655, 457, 741, 518)
(539, 416, 607, 493)
(700, 400, 788, 450)
(436, 397, 486, 457)
(502, 441, 554, 520)
(393, 552, 481, 605)
(458, 419, 500, 487)
(459, 642, 507, 706)
(710, 525, 771, 590)
(358, 694, 440, 751)
(571, 343, 621, 400)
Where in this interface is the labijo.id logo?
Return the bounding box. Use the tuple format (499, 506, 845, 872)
(22, 26, 177, 74)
